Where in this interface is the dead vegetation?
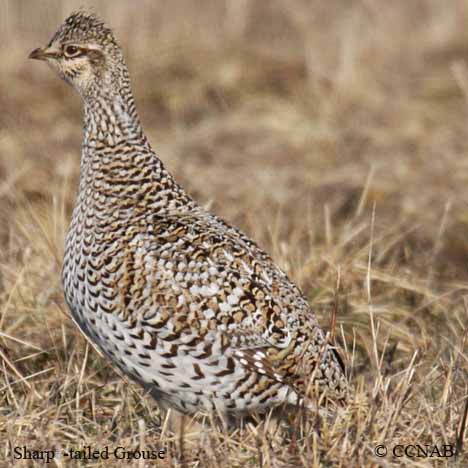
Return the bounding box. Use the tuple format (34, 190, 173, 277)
(0, 0, 467, 466)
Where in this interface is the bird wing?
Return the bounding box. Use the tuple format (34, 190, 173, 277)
(131, 208, 330, 388)
(143, 208, 314, 342)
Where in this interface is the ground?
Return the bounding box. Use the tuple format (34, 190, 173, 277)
(0, 1, 467, 466)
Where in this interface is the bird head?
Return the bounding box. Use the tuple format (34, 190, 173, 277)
(29, 10, 128, 100)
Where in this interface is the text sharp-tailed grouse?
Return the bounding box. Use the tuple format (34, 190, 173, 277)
(29, 11, 347, 416)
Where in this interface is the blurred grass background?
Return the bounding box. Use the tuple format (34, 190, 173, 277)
(1, 0, 467, 466)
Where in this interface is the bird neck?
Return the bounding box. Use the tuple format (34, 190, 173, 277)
(83, 89, 146, 148)
(77, 87, 195, 216)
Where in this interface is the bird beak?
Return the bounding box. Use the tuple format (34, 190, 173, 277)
(28, 47, 59, 61)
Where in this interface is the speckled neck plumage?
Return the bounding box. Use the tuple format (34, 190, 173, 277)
(35, 10, 348, 418)
(78, 83, 193, 221)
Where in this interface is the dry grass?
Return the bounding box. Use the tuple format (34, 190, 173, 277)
(1, 0, 467, 466)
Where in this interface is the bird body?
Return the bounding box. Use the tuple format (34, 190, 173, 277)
(30, 11, 347, 416)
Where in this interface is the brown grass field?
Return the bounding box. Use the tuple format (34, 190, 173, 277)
(1, 0, 468, 466)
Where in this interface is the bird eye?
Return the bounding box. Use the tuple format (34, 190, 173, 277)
(64, 45, 81, 57)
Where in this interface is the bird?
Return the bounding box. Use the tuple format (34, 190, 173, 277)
(29, 10, 347, 418)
